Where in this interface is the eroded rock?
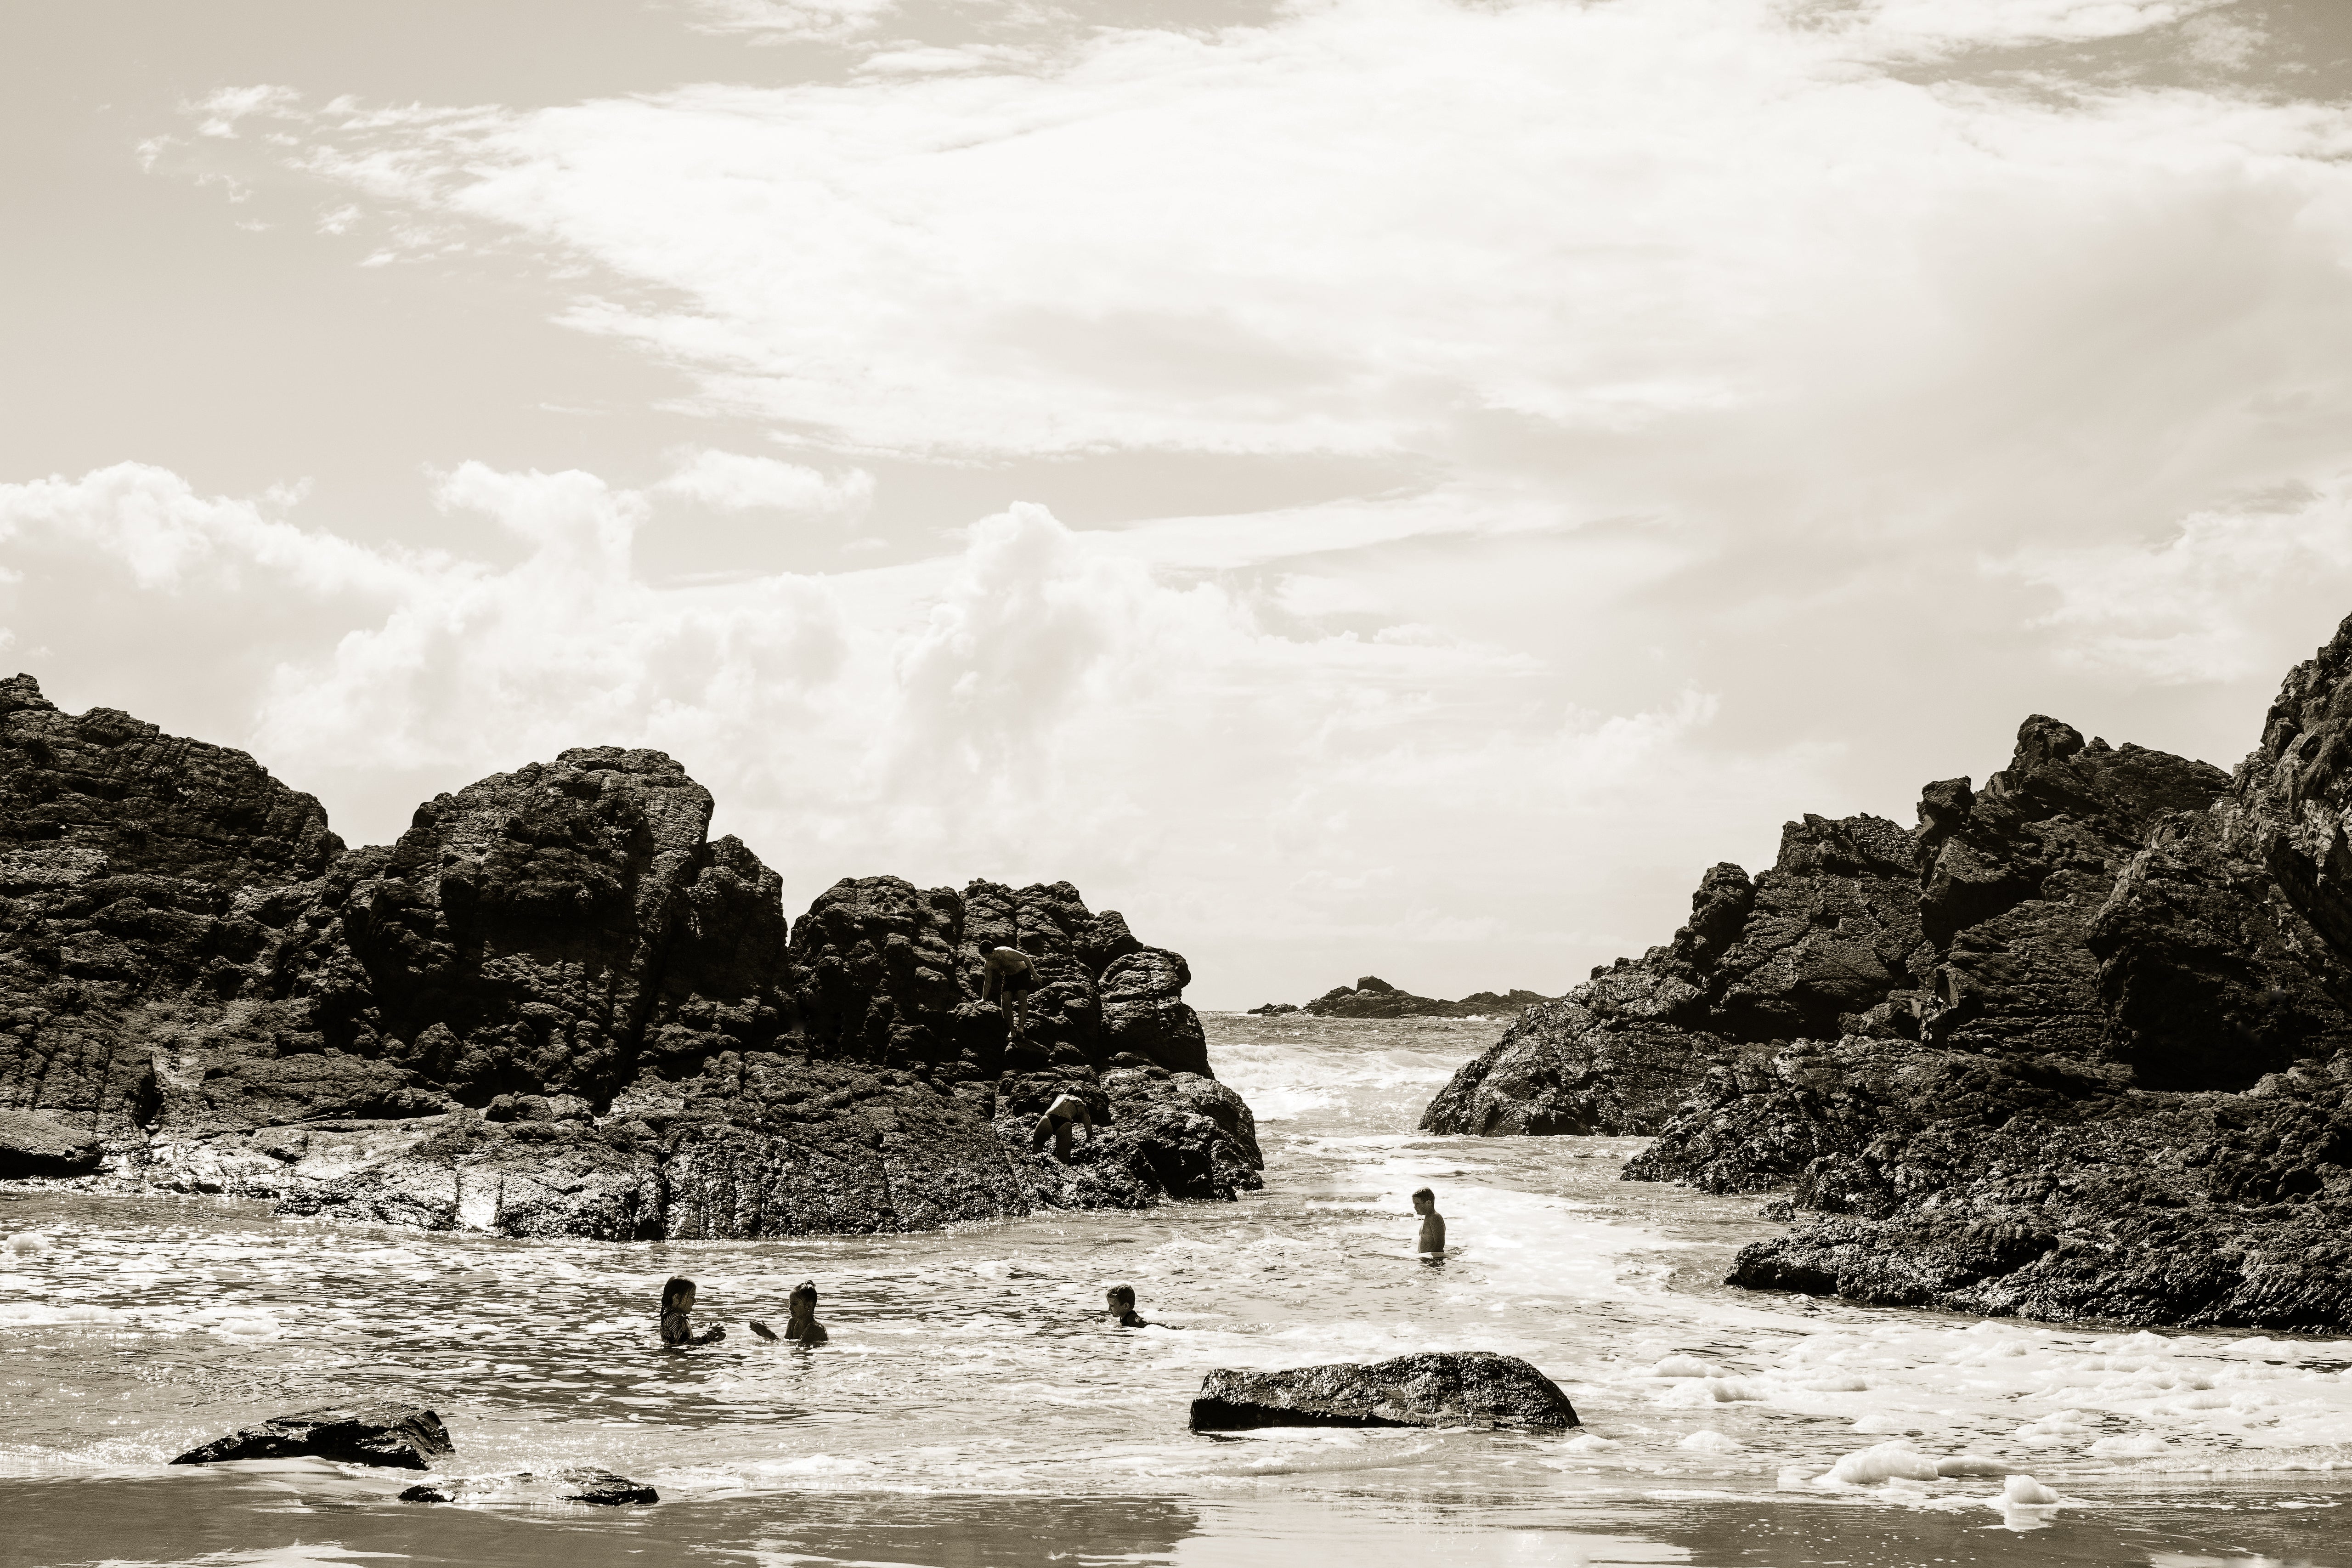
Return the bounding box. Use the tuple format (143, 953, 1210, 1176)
(170, 1400, 453, 1469)
(1189, 1351, 1579, 1431)
(0, 676, 1261, 1237)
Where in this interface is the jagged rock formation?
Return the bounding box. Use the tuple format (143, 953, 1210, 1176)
(1248, 975, 1556, 1019)
(0, 676, 1259, 1237)
(1419, 613, 2352, 1330)
(1188, 1352, 1579, 1431)
(172, 1401, 454, 1469)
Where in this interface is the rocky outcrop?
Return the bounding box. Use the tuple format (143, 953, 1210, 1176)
(0, 1109, 102, 1177)
(1250, 976, 1557, 1019)
(1423, 612, 2352, 1330)
(1188, 1352, 1579, 1431)
(0, 676, 1259, 1237)
(172, 1400, 454, 1468)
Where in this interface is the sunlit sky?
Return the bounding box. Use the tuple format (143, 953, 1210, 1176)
(6, 0, 2352, 1006)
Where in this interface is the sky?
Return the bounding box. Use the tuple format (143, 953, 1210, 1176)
(5, 0, 2352, 1008)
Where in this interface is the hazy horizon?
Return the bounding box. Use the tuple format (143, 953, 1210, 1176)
(8, 0, 2352, 1008)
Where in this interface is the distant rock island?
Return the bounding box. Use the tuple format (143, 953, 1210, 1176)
(1249, 975, 1558, 1019)
(1421, 611, 2352, 1333)
(0, 675, 1260, 1237)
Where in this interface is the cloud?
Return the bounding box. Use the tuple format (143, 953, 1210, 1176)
(1998, 477, 2352, 685)
(654, 448, 875, 516)
(0, 462, 1836, 1002)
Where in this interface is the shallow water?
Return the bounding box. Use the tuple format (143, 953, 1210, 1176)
(3, 1015, 2351, 1566)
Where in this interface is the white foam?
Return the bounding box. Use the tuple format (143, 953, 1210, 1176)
(5, 1232, 50, 1255)
(2002, 1473, 2063, 1505)
(1649, 1354, 1723, 1378)
(1678, 1430, 1741, 1453)
(1819, 1442, 1940, 1485)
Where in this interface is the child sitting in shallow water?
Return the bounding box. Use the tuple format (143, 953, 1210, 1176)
(659, 1276, 727, 1347)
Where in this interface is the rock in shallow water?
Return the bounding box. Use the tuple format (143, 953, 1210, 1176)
(1188, 1352, 1579, 1432)
(1418, 609, 2352, 1331)
(0, 675, 1261, 1237)
(559, 1469, 660, 1506)
(171, 1401, 453, 1469)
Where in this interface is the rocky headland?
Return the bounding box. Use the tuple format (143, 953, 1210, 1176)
(0, 675, 1259, 1238)
(1249, 975, 1556, 1019)
(1420, 614, 2352, 1330)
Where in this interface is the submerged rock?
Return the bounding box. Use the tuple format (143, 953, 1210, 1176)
(1188, 1351, 1579, 1431)
(559, 1468, 659, 1506)
(0, 676, 1260, 1237)
(171, 1401, 453, 1469)
(1421, 610, 2352, 1331)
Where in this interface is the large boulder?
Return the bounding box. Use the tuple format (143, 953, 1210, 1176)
(0, 676, 1261, 1237)
(0, 1109, 102, 1177)
(1189, 1352, 1579, 1432)
(171, 1400, 453, 1469)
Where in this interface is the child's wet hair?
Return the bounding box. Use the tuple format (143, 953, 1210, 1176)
(789, 1279, 818, 1307)
(661, 1275, 696, 1311)
(1411, 1186, 1435, 1202)
(1107, 1283, 1135, 1304)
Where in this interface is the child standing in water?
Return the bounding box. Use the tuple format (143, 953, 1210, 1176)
(1412, 1187, 1446, 1257)
(659, 1276, 727, 1347)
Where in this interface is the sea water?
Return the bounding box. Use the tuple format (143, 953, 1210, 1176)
(3, 1015, 2350, 1567)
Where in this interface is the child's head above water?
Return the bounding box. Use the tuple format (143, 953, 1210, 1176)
(1107, 1284, 1136, 1312)
(789, 1280, 819, 1313)
(662, 1276, 697, 1313)
(1411, 1187, 1437, 1214)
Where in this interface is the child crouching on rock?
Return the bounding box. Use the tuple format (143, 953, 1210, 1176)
(660, 1276, 727, 1347)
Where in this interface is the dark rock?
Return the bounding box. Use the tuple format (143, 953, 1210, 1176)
(1246, 1002, 1300, 1016)
(559, 1468, 658, 1506)
(0, 1109, 103, 1177)
(1188, 1351, 1578, 1431)
(1271, 977, 1560, 1020)
(170, 1400, 453, 1469)
(396, 1483, 452, 1503)
(1425, 611, 2352, 1330)
(0, 675, 1261, 1236)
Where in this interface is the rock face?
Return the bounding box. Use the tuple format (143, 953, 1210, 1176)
(1250, 976, 1557, 1019)
(0, 677, 1259, 1236)
(171, 1401, 454, 1469)
(1423, 614, 2352, 1330)
(1188, 1352, 1579, 1431)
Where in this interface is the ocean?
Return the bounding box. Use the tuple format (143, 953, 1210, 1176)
(3, 1014, 2348, 1567)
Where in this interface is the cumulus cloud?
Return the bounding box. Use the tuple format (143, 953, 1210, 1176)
(87, 0, 2352, 996)
(0, 462, 1837, 1001)
(1999, 478, 2352, 684)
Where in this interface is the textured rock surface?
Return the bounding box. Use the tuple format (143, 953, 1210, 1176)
(0, 1109, 102, 1177)
(171, 1401, 454, 1468)
(1424, 613, 2352, 1329)
(1188, 1352, 1579, 1431)
(1251, 976, 1556, 1019)
(559, 1469, 660, 1506)
(0, 677, 1259, 1236)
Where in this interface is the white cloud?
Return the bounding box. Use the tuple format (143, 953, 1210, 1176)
(1999, 478, 2352, 684)
(0, 462, 1836, 1002)
(654, 448, 875, 516)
